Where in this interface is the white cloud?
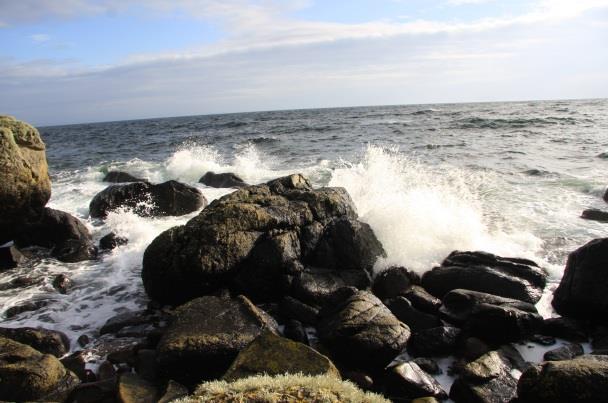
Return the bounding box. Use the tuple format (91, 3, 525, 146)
(30, 33, 50, 43)
(446, 0, 496, 5)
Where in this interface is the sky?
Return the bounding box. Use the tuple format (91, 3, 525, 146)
(0, 0, 607, 125)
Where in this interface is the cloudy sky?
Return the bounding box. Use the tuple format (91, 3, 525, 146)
(0, 0, 607, 125)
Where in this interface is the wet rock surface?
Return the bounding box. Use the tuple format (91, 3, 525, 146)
(142, 174, 384, 305)
(99, 232, 128, 250)
(103, 171, 147, 183)
(0, 245, 24, 270)
(0, 326, 70, 357)
(385, 361, 448, 401)
(89, 180, 206, 218)
(422, 251, 546, 303)
(13, 207, 97, 262)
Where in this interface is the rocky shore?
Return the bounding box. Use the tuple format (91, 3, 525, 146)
(2, 115, 608, 402)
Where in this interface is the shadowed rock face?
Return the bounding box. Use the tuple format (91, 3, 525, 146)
(142, 174, 385, 305)
(156, 295, 278, 387)
(0, 116, 51, 244)
(552, 238, 608, 322)
(318, 290, 410, 370)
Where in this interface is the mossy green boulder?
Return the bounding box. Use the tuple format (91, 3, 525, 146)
(177, 374, 389, 403)
(0, 336, 79, 401)
(223, 331, 340, 381)
(0, 116, 51, 243)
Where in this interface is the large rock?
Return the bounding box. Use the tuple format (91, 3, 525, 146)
(581, 208, 608, 223)
(450, 350, 521, 403)
(0, 116, 51, 244)
(0, 327, 70, 357)
(385, 297, 442, 332)
(142, 174, 385, 305)
(0, 336, 79, 401)
(318, 290, 410, 370)
(516, 355, 608, 403)
(440, 289, 542, 343)
(408, 326, 461, 357)
(372, 266, 418, 301)
(422, 251, 546, 303)
(223, 332, 340, 381)
(552, 238, 608, 321)
(199, 171, 248, 188)
(117, 373, 158, 403)
(13, 207, 97, 262)
(89, 180, 206, 218)
(156, 295, 278, 387)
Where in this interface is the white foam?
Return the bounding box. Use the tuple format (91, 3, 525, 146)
(329, 145, 544, 274)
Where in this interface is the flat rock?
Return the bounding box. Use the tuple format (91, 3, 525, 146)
(440, 289, 542, 343)
(117, 373, 158, 403)
(199, 171, 248, 188)
(156, 295, 278, 387)
(223, 332, 339, 381)
(318, 290, 410, 370)
(541, 317, 588, 343)
(581, 208, 608, 222)
(422, 251, 546, 303)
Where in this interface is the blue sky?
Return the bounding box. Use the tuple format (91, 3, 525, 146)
(0, 0, 607, 125)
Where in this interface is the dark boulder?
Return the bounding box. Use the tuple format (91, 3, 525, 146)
(581, 208, 608, 222)
(543, 343, 584, 361)
(0, 336, 79, 401)
(117, 372, 159, 403)
(142, 174, 384, 305)
(222, 332, 339, 381)
(0, 116, 51, 244)
(422, 251, 546, 303)
(158, 380, 188, 403)
(103, 171, 146, 183)
(552, 238, 608, 321)
(450, 350, 521, 403)
(65, 378, 116, 403)
(13, 207, 97, 262)
(604, 188, 608, 203)
(0, 327, 70, 357)
(283, 319, 309, 345)
(372, 266, 418, 301)
(541, 317, 588, 343)
(156, 295, 278, 387)
(280, 296, 319, 325)
(0, 245, 24, 270)
(318, 290, 410, 370)
(440, 289, 542, 343)
(385, 361, 448, 401)
(199, 171, 248, 188)
(99, 310, 160, 335)
(99, 232, 128, 250)
(89, 180, 206, 218)
(408, 326, 461, 357)
(412, 357, 442, 375)
(385, 297, 442, 332)
(516, 355, 608, 403)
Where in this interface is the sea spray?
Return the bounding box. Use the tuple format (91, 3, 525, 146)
(329, 145, 544, 274)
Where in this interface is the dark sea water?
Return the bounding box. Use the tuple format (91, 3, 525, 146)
(2, 99, 608, 384)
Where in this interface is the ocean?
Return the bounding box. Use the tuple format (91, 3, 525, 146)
(1, 98, 607, 366)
